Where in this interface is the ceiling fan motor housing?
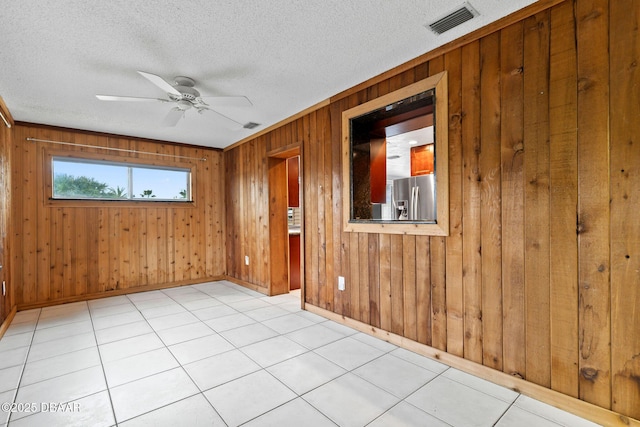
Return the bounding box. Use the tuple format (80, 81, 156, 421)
(170, 85, 200, 102)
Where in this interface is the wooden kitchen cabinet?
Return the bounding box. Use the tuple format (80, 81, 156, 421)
(411, 143, 434, 176)
(370, 138, 387, 203)
(287, 156, 299, 207)
(289, 234, 300, 290)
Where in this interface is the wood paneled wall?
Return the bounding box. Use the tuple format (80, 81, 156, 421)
(224, 138, 270, 291)
(11, 124, 226, 308)
(0, 104, 13, 325)
(224, 0, 640, 420)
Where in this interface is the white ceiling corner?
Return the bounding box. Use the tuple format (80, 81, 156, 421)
(0, 0, 536, 149)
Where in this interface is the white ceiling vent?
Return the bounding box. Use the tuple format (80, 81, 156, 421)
(427, 3, 479, 35)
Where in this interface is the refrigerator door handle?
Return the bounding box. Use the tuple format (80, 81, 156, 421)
(410, 186, 414, 220)
(392, 186, 396, 210)
(410, 186, 416, 220)
(410, 186, 417, 221)
(414, 185, 419, 220)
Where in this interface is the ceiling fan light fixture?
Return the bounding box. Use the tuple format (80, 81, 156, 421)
(173, 76, 196, 87)
(176, 100, 193, 111)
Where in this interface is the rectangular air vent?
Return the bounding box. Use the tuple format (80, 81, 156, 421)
(427, 3, 478, 35)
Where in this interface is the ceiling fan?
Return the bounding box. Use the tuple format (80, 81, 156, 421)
(96, 71, 254, 129)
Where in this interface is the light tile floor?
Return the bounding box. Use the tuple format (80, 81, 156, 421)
(0, 280, 600, 426)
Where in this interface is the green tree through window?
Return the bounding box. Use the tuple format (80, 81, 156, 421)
(54, 174, 111, 198)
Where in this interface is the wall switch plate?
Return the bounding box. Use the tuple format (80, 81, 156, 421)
(245, 256, 250, 266)
(2, 281, 5, 296)
(338, 276, 345, 291)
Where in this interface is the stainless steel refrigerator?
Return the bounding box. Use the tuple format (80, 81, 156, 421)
(392, 174, 436, 221)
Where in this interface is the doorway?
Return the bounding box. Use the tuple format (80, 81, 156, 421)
(267, 145, 303, 305)
(286, 155, 301, 291)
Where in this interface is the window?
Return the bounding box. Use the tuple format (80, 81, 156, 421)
(51, 157, 192, 202)
(342, 71, 449, 236)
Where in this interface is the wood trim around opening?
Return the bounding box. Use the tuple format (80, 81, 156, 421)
(341, 71, 449, 236)
(41, 147, 199, 208)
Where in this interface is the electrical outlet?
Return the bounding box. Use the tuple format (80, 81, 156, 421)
(338, 276, 345, 291)
(245, 256, 250, 266)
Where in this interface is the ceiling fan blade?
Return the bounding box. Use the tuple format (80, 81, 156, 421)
(198, 96, 253, 107)
(137, 71, 182, 97)
(96, 95, 169, 102)
(162, 108, 184, 127)
(201, 107, 244, 130)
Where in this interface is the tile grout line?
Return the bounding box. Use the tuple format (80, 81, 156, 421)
(171, 286, 316, 425)
(156, 286, 239, 408)
(6, 308, 41, 426)
(87, 301, 119, 427)
(6, 304, 113, 425)
(117, 287, 223, 425)
(164, 284, 342, 426)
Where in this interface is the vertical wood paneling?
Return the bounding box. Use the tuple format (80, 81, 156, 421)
(368, 234, 380, 328)
(324, 112, 336, 312)
(226, 148, 239, 280)
(523, 10, 552, 388)
(0, 108, 12, 323)
(444, 49, 464, 357)
(225, 138, 271, 291)
(249, 141, 259, 284)
(12, 125, 225, 307)
(97, 208, 108, 291)
(146, 208, 159, 285)
(239, 144, 248, 283)
(402, 235, 417, 341)
(358, 233, 370, 324)
(500, 22, 526, 379)
(316, 110, 328, 307)
(610, 0, 640, 419)
(549, 0, 580, 398)
(379, 234, 392, 332)
(390, 234, 404, 336)
(576, 0, 611, 408)
(129, 209, 141, 285)
(428, 56, 448, 352)
(308, 113, 320, 306)
(348, 232, 360, 320)
(461, 40, 483, 364)
(415, 236, 431, 345)
(221, 0, 638, 420)
(11, 127, 24, 304)
(85, 208, 99, 294)
(22, 128, 39, 302)
(63, 209, 74, 296)
(36, 133, 52, 299)
(174, 209, 186, 282)
(212, 152, 226, 276)
(330, 101, 345, 315)
(430, 235, 447, 351)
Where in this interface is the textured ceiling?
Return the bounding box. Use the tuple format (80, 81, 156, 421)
(0, 0, 536, 149)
